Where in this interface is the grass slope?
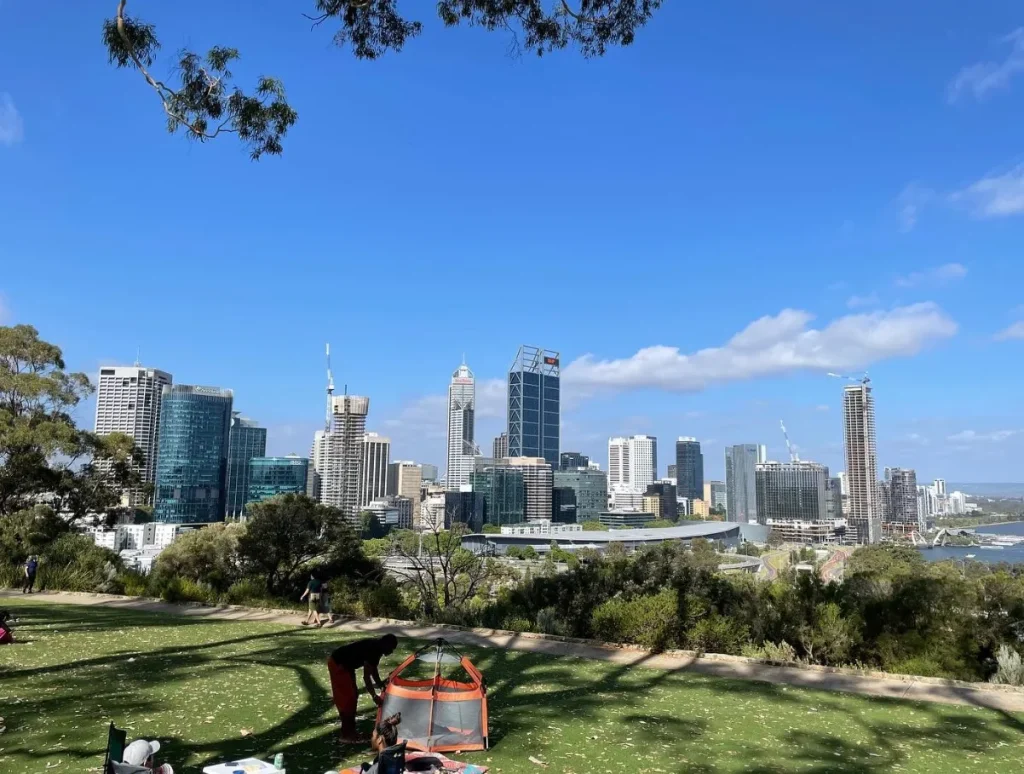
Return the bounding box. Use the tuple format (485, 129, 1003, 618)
(1, 598, 1023, 773)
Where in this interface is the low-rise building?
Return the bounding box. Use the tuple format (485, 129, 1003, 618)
(599, 510, 656, 529)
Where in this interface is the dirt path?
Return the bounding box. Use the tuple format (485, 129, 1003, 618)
(7, 589, 1024, 713)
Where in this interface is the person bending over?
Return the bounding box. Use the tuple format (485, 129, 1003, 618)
(327, 634, 398, 742)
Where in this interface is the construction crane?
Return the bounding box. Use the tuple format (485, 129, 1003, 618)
(324, 343, 335, 432)
(826, 371, 871, 385)
(779, 420, 799, 462)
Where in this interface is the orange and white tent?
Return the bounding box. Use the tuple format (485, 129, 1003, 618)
(378, 639, 489, 753)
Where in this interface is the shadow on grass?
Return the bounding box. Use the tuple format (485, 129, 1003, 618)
(3, 602, 1024, 774)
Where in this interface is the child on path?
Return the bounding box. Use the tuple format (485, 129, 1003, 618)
(299, 572, 324, 627)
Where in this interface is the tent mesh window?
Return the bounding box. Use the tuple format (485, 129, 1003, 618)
(378, 639, 489, 753)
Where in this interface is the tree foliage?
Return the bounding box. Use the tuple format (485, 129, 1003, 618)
(238, 494, 377, 595)
(152, 522, 244, 593)
(101, 0, 664, 158)
(0, 325, 143, 530)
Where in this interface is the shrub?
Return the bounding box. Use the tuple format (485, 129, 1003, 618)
(152, 523, 243, 592)
(224, 577, 271, 606)
(113, 569, 149, 597)
(536, 606, 568, 637)
(687, 613, 749, 655)
(591, 589, 679, 651)
(161, 576, 215, 604)
(990, 645, 1024, 686)
(38, 533, 122, 593)
(360, 580, 405, 619)
(501, 616, 534, 633)
(744, 640, 798, 663)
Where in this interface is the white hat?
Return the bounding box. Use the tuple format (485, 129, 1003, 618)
(123, 739, 161, 766)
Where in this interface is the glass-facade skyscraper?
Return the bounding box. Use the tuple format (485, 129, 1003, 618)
(470, 465, 525, 527)
(225, 412, 267, 519)
(247, 455, 309, 509)
(154, 385, 233, 524)
(507, 345, 560, 467)
(553, 468, 607, 523)
(725, 443, 766, 524)
(675, 437, 704, 502)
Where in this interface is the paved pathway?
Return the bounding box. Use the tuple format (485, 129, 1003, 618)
(7, 590, 1024, 713)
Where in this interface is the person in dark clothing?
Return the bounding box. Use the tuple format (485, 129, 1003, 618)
(327, 634, 399, 742)
(22, 556, 38, 593)
(299, 572, 324, 627)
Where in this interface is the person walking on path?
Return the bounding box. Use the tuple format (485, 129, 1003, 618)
(299, 572, 324, 627)
(22, 556, 38, 594)
(319, 580, 335, 625)
(327, 634, 398, 743)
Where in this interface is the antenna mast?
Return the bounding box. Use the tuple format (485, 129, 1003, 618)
(325, 343, 335, 432)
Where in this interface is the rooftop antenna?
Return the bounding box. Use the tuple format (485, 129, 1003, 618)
(325, 343, 335, 432)
(780, 420, 799, 462)
(134, 346, 141, 367)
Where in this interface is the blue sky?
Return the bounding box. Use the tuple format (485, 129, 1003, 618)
(2, 1, 1024, 482)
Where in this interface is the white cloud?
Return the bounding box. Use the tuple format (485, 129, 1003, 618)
(995, 321, 1024, 341)
(476, 378, 506, 419)
(0, 93, 23, 146)
(947, 429, 1019, 443)
(562, 303, 957, 395)
(896, 183, 936, 231)
(813, 405, 830, 413)
(948, 28, 1024, 103)
(951, 165, 1024, 218)
(894, 263, 967, 288)
(846, 293, 880, 309)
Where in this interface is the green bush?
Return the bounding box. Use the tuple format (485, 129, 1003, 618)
(224, 577, 270, 606)
(118, 570, 149, 597)
(161, 576, 215, 604)
(152, 523, 243, 593)
(0, 563, 22, 589)
(687, 613, 749, 655)
(591, 589, 678, 651)
(501, 616, 533, 633)
(743, 640, 798, 663)
(360, 580, 405, 618)
(39, 533, 122, 593)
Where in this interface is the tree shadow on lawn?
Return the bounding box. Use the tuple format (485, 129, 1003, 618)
(7, 606, 1024, 774)
(0, 601, 232, 638)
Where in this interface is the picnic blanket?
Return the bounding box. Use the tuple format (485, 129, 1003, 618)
(342, 751, 489, 774)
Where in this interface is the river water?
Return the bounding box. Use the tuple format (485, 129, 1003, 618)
(919, 521, 1024, 565)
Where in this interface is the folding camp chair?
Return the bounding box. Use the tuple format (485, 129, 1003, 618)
(373, 742, 406, 774)
(103, 723, 127, 774)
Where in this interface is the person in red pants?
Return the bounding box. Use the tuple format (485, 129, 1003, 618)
(327, 634, 398, 743)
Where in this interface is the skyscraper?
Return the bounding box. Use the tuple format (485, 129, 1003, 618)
(94, 365, 173, 504)
(675, 437, 704, 502)
(492, 432, 508, 459)
(505, 456, 553, 523)
(703, 480, 727, 511)
(559, 452, 590, 471)
(387, 461, 423, 527)
(507, 345, 560, 466)
(725, 443, 765, 524)
(360, 432, 391, 507)
(553, 468, 608, 523)
(644, 481, 678, 521)
(247, 455, 310, 508)
(314, 394, 370, 521)
(881, 467, 919, 536)
(843, 381, 881, 544)
(420, 463, 439, 482)
(446, 362, 477, 490)
(755, 461, 829, 525)
(470, 465, 525, 527)
(608, 437, 630, 488)
(225, 413, 267, 519)
(607, 435, 656, 490)
(154, 385, 233, 524)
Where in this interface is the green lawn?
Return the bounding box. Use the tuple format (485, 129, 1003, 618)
(1, 598, 1023, 773)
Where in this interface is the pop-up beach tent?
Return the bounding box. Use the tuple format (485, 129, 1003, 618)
(378, 639, 489, 753)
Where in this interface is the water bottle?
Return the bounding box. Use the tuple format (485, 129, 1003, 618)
(273, 753, 284, 770)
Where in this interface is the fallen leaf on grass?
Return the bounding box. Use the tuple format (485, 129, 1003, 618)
(529, 756, 548, 767)
(240, 729, 253, 737)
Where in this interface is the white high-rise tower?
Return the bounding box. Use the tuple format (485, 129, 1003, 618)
(94, 364, 173, 504)
(360, 432, 391, 507)
(607, 435, 656, 490)
(843, 381, 881, 544)
(313, 394, 369, 521)
(446, 361, 476, 490)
